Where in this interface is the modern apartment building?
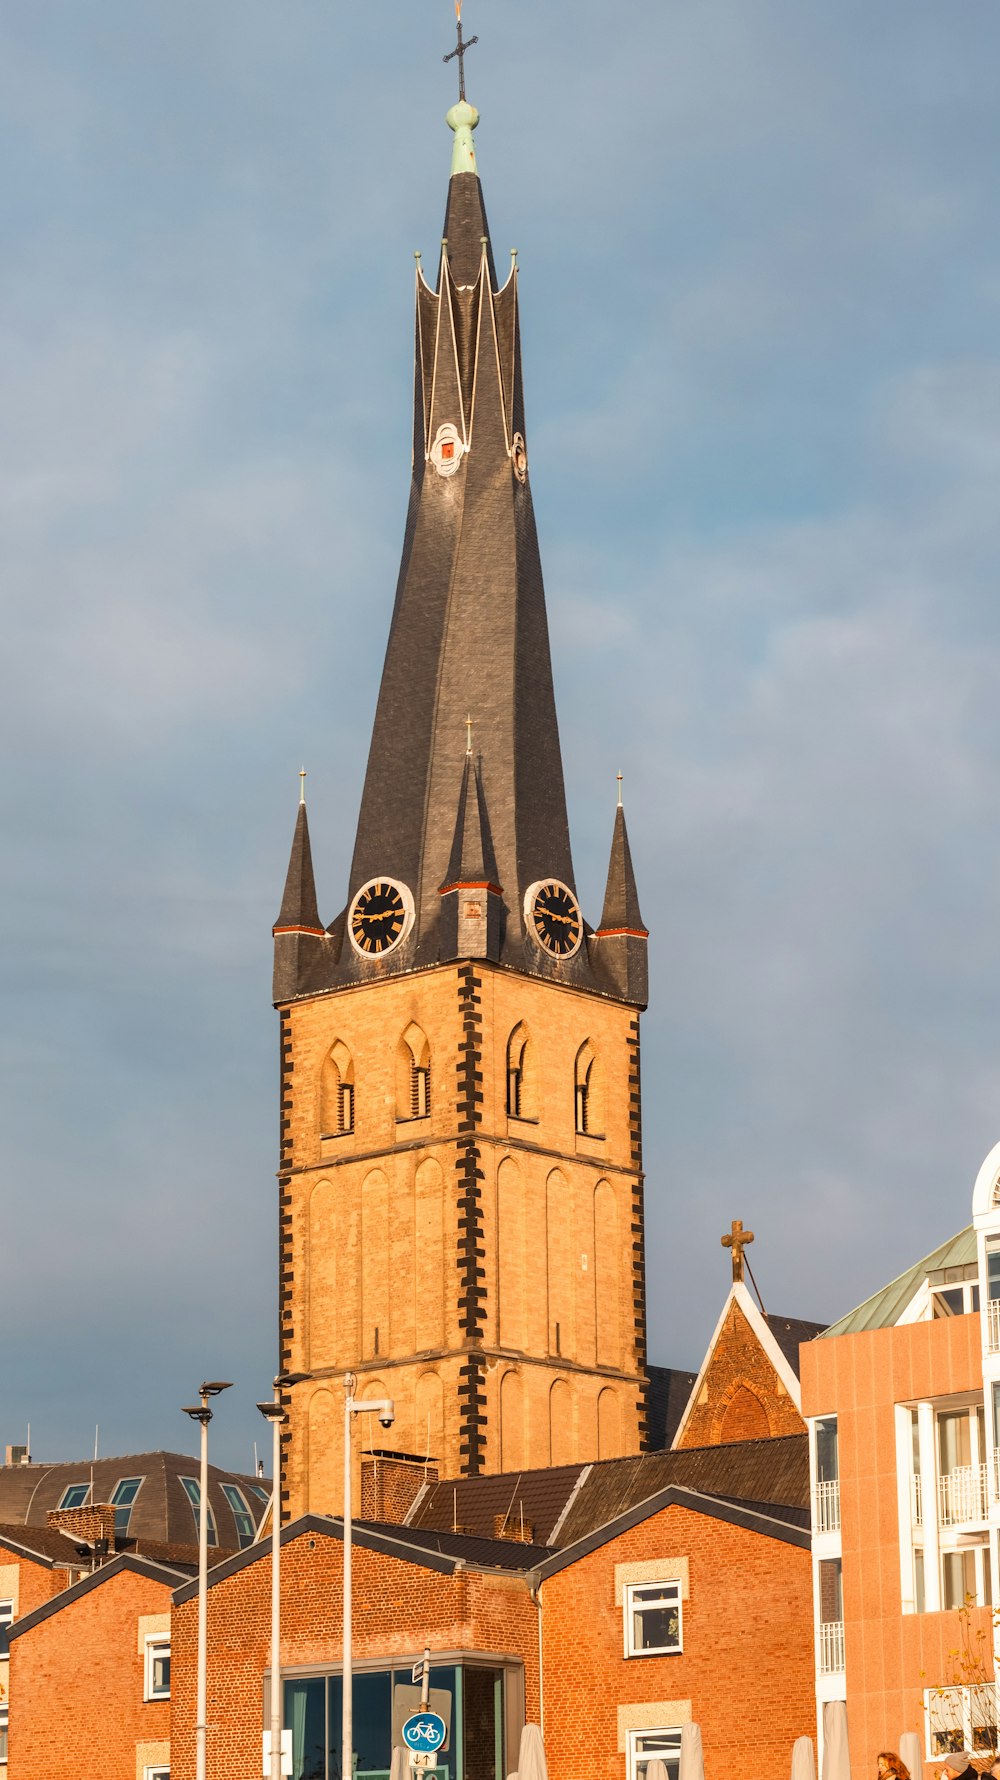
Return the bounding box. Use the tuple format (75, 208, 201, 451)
(801, 1139, 1000, 1773)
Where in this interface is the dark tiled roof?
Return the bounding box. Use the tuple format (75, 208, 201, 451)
(554, 1435, 809, 1547)
(7, 1554, 186, 1642)
(354, 1520, 549, 1574)
(0, 1452, 268, 1552)
(0, 1522, 92, 1566)
(407, 1464, 583, 1546)
(763, 1315, 827, 1376)
(646, 1367, 697, 1450)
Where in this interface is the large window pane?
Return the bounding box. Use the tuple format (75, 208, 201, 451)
(286, 1676, 326, 1780)
(463, 1668, 503, 1780)
(354, 1671, 393, 1779)
(815, 1418, 838, 1484)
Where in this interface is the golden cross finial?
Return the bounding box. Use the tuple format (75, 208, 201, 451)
(721, 1218, 755, 1283)
(299, 767, 307, 805)
(466, 713, 473, 757)
(617, 770, 623, 808)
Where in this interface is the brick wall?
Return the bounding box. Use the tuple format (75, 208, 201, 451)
(676, 1299, 805, 1448)
(168, 1528, 540, 1780)
(8, 1566, 173, 1780)
(540, 1501, 814, 1780)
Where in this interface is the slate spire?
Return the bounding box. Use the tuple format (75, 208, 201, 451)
(341, 93, 580, 982)
(272, 789, 326, 1002)
(439, 750, 503, 962)
(593, 799, 649, 1008)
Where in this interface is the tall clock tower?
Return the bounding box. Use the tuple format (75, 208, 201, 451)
(273, 87, 650, 1519)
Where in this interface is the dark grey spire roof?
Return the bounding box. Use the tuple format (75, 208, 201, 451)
(597, 805, 646, 935)
(274, 801, 324, 934)
(273, 118, 644, 1003)
(442, 755, 500, 890)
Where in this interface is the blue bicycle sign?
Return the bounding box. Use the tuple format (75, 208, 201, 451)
(402, 1713, 447, 1754)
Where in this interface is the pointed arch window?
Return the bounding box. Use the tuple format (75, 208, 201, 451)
(321, 1041, 355, 1138)
(575, 1040, 604, 1138)
(506, 1022, 535, 1120)
(398, 1023, 431, 1122)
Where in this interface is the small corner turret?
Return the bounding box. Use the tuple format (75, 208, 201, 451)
(272, 776, 328, 1003)
(592, 788, 649, 1008)
(439, 742, 503, 962)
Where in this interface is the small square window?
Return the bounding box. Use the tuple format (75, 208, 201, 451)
(144, 1636, 170, 1701)
(624, 1579, 682, 1657)
(57, 1483, 90, 1511)
(0, 1602, 13, 1631)
(144, 1768, 170, 1780)
(627, 1727, 682, 1780)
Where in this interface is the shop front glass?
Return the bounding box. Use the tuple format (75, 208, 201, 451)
(282, 1663, 509, 1780)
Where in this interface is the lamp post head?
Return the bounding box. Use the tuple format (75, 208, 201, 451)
(274, 1371, 309, 1390)
(182, 1404, 213, 1425)
(200, 1381, 234, 1398)
(256, 1401, 287, 1424)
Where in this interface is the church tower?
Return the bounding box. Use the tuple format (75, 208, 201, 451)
(273, 73, 650, 1519)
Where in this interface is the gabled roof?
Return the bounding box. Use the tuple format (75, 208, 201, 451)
(646, 1367, 698, 1450)
(669, 1282, 811, 1448)
(6, 1553, 187, 1643)
(822, 1226, 976, 1337)
(0, 1522, 94, 1567)
(764, 1315, 828, 1375)
(407, 1463, 585, 1545)
(533, 1483, 810, 1578)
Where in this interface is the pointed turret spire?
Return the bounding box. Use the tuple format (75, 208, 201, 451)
(594, 796, 649, 1007)
(439, 753, 503, 961)
(273, 788, 326, 1002)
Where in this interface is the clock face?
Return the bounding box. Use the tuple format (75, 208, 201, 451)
(349, 878, 412, 957)
(526, 879, 583, 958)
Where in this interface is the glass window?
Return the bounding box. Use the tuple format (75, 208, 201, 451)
(914, 1550, 925, 1614)
(926, 1685, 1000, 1758)
(250, 1483, 270, 1504)
(815, 1417, 838, 1483)
(0, 1703, 8, 1766)
(938, 1411, 972, 1474)
(283, 1663, 509, 1780)
(221, 1484, 256, 1549)
(988, 1244, 1000, 1303)
(285, 1675, 326, 1780)
(180, 1477, 218, 1547)
(818, 1558, 843, 1624)
(144, 1769, 170, 1780)
(111, 1477, 143, 1538)
(57, 1483, 90, 1510)
(942, 1550, 977, 1611)
(144, 1637, 170, 1700)
(624, 1580, 682, 1656)
(627, 1728, 682, 1780)
(0, 1602, 13, 1630)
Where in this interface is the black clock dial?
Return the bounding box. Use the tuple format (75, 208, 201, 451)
(530, 880, 582, 957)
(350, 880, 408, 955)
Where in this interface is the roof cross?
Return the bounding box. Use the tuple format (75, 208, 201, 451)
(722, 1218, 755, 1283)
(443, 1, 478, 102)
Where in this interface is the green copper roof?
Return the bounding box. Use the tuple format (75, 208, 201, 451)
(822, 1225, 976, 1337)
(447, 100, 479, 176)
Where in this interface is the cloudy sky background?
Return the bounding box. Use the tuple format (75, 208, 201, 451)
(4, 1, 1000, 1473)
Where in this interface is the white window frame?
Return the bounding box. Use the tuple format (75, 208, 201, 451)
(221, 1482, 256, 1549)
(0, 1602, 13, 1631)
(623, 1578, 683, 1657)
(180, 1476, 218, 1547)
(143, 1768, 169, 1780)
(626, 1727, 682, 1780)
(924, 1683, 1000, 1758)
(143, 1634, 171, 1702)
(56, 1482, 91, 1511)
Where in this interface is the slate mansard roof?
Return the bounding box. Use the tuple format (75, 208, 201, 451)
(0, 1450, 268, 1552)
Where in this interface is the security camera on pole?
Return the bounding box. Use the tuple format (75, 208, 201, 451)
(342, 1373, 395, 1780)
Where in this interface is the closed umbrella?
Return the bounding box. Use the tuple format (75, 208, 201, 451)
(390, 1749, 409, 1780)
(791, 1736, 817, 1780)
(822, 1701, 851, 1780)
(898, 1733, 922, 1778)
(679, 1723, 705, 1780)
(646, 1761, 671, 1780)
(517, 1723, 549, 1780)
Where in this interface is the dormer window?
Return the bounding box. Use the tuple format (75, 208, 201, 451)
(930, 1262, 979, 1318)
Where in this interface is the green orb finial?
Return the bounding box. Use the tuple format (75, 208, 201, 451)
(447, 99, 479, 177)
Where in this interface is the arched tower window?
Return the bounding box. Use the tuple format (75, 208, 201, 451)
(321, 1041, 355, 1137)
(574, 1041, 603, 1136)
(397, 1023, 431, 1121)
(506, 1022, 534, 1120)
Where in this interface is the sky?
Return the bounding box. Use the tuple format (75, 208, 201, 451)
(3, 1, 1000, 1474)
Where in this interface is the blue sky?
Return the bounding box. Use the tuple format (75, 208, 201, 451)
(4, 1, 1000, 1472)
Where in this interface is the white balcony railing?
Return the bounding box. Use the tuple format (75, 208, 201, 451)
(814, 1479, 841, 1534)
(938, 1464, 989, 1527)
(912, 1474, 923, 1527)
(819, 1621, 845, 1675)
(986, 1297, 1000, 1353)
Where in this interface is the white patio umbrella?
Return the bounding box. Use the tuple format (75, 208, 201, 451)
(791, 1735, 817, 1780)
(645, 1761, 671, 1780)
(389, 1749, 409, 1780)
(898, 1733, 922, 1778)
(822, 1701, 851, 1780)
(517, 1723, 549, 1780)
(679, 1723, 705, 1780)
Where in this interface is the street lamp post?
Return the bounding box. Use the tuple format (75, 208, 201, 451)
(258, 1373, 307, 1780)
(181, 1380, 232, 1780)
(342, 1372, 394, 1780)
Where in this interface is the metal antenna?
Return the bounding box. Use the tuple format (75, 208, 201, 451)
(443, 0, 478, 102)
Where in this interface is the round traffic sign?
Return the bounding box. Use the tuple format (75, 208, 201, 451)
(402, 1712, 447, 1754)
